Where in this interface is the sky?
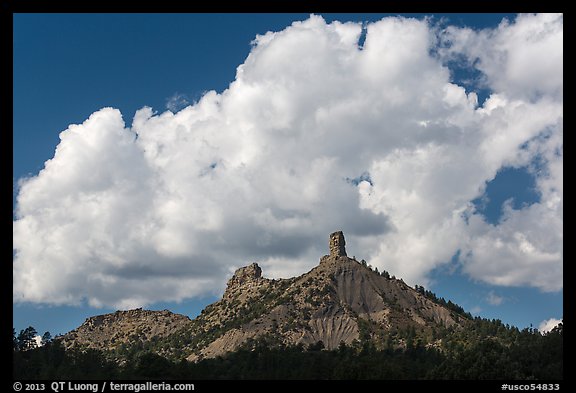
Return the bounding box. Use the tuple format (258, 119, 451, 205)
(13, 13, 563, 337)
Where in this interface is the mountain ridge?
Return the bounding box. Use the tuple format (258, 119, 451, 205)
(59, 231, 472, 362)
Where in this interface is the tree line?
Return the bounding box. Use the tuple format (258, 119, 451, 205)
(13, 326, 52, 351)
(13, 321, 562, 380)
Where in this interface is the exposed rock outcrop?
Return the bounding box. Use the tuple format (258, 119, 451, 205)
(329, 231, 347, 257)
(59, 231, 471, 363)
(183, 231, 466, 361)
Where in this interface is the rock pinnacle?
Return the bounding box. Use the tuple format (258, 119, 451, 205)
(329, 231, 347, 257)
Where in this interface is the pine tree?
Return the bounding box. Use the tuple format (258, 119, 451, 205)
(41, 331, 53, 345)
(17, 326, 38, 351)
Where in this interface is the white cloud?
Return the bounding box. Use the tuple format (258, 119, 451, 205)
(538, 318, 562, 333)
(470, 306, 482, 315)
(462, 198, 563, 292)
(441, 13, 563, 102)
(486, 291, 504, 306)
(13, 14, 562, 309)
(166, 92, 191, 113)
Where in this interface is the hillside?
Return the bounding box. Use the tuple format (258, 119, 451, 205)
(60, 308, 191, 354)
(59, 231, 472, 362)
(181, 249, 468, 361)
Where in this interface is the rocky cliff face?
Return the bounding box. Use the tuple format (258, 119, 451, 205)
(185, 257, 464, 360)
(179, 232, 466, 361)
(58, 232, 471, 362)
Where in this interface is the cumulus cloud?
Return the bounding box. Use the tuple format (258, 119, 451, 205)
(440, 13, 563, 102)
(538, 318, 562, 333)
(13, 14, 562, 308)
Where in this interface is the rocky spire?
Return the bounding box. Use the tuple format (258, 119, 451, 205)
(329, 231, 347, 257)
(224, 263, 263, 297)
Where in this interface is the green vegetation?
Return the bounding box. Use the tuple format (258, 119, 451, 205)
(414, 284, 473, 318)
(13, 321, 562, 380)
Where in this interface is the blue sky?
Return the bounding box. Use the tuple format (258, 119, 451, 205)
(13, 13, 562, 337)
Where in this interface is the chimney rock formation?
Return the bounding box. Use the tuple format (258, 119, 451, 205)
(329, 231, 347, 257)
